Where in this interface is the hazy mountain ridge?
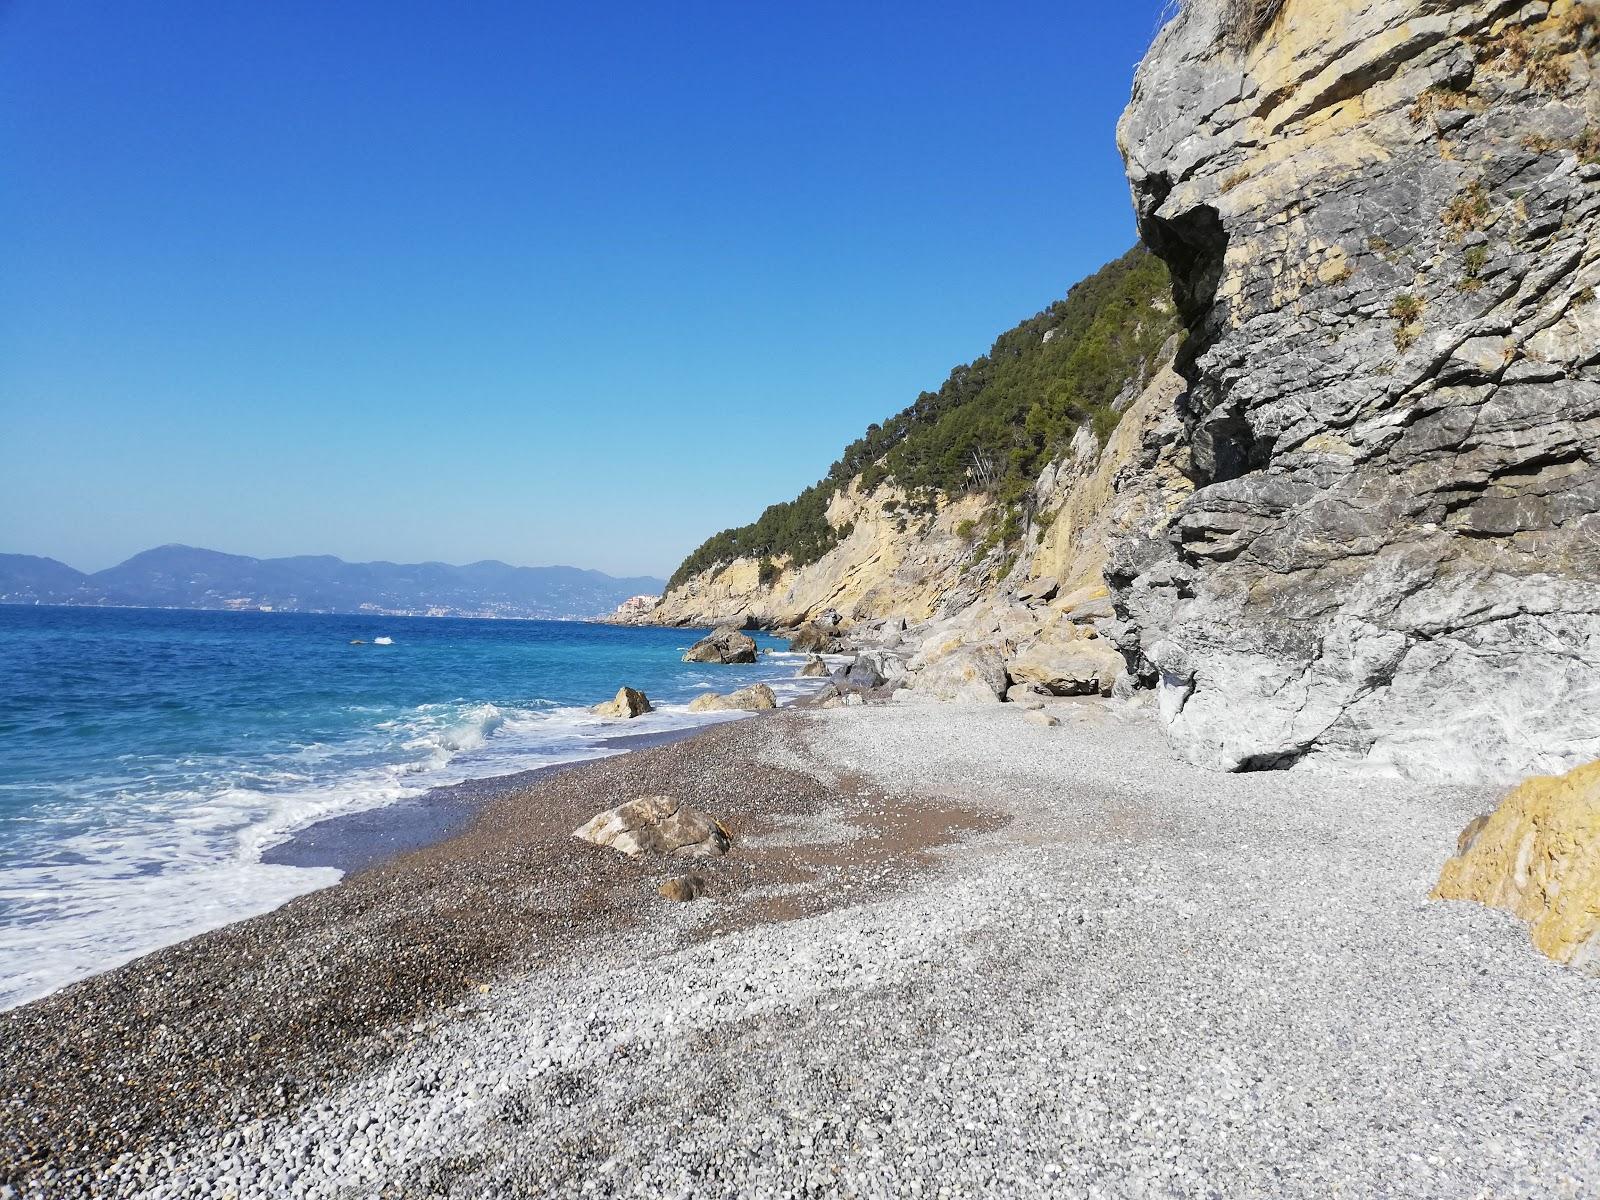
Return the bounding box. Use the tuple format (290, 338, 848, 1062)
(0, 547, 664, 620)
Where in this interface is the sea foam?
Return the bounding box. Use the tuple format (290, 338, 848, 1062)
(0, 608, 815, 1009)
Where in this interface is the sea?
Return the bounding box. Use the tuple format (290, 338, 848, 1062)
(0, 605, 815, 1009)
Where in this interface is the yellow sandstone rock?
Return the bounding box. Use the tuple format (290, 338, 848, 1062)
(1433, 761, 1600, 973)
(686, 683, 778, 713)
(590, 686, 653, 719)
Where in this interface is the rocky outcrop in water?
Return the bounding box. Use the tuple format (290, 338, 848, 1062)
(1114, 0, 1600, 780)
(682, 627, 759, 665)
(591, 687, 653, 719)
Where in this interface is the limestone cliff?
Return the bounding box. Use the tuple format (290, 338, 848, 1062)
(635, 247, 1180, 632)
(635, 482, 990, 628)
(1114, 0, 1600, 781)
(638, 361, 1190, 633)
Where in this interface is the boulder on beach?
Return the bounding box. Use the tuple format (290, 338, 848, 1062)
(854, 616, 908, 647)
(818, 689, 866, 709)
(1006, 682, 1052, 707)
(683, 626, 759, 664)
(799, 654, 830, 678)
(787, 623, 840, 655)
(1433, 760, 1600, 974)
(590, 686, 653, 719)
(687, 683, 778, 713)
(1006, 624, 1124, 697)
(914, 644, 1008, 704)
(859, 648, 910, 683)
(832, 655, 887, 693)
(573, 795, 731, 858)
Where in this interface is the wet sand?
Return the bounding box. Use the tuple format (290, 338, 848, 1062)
(262, 723, 717, 874)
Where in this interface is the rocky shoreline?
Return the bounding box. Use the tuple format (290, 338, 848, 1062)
(6, 1, 1599, 1193)
(6, 701, 1599, 1198)
(769, 589, 1141, 711)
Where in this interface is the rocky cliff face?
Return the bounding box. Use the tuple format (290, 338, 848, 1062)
(635, 482, 992, 629)
(1114, 0, 1600, 781)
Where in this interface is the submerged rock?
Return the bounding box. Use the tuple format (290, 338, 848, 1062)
(687, 683, 778, 713)
(682, 627, 759, 664)
(1433, 761, 1600, 974)
(573, 796, 730, 858)
(591, 686, 653, 719)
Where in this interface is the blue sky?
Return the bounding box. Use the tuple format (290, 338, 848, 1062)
(1, 1, 1173, 579)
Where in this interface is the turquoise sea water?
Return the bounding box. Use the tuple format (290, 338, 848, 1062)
(0, 606, 808, 1008)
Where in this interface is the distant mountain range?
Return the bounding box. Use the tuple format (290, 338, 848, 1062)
(0, 546, 666, 621)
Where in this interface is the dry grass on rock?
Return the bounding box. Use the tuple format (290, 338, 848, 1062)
(1219, 0, 1286, 48)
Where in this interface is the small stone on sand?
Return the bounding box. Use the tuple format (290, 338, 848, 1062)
(659, 875, 707, 902)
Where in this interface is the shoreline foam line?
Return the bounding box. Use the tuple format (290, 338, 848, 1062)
(1, 664, 823, 1012)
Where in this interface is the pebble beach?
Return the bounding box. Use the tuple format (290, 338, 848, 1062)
(5, 700, 1599, 1198)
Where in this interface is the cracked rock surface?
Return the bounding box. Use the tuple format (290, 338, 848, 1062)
(1114, 0, 1600, 780)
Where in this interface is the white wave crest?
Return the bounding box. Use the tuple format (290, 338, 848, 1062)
(1, 652, 833, 1010)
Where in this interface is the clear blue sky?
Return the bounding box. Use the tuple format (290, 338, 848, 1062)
(1, 1, 1172, 579)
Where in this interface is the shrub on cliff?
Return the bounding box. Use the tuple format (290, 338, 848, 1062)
(1219, 0, 1285, 48)
(668, 247, 1177, 589)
